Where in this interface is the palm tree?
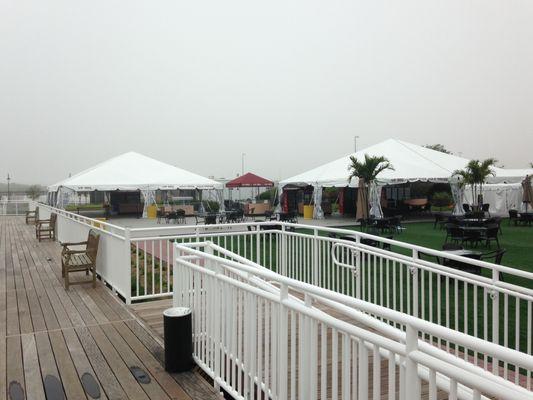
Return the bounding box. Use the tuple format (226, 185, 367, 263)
(348, 154, 394, 218)
(453, 158, 497, 207)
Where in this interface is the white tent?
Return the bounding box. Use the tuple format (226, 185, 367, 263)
(48, 152, 223, 214)
(49, 151, 222, 192)
(281, 139, 531, 187)
(280, 139, 533, 217)
(463, 183, 523, 217)
(281, 139, 473, 187)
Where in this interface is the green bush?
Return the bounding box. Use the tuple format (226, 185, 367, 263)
(431, 191, 453, 209)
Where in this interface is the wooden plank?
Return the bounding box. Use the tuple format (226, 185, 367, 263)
(6, 336, 25, 399)
(48, 330, 88, 399)
(75, 326, 128, 400)
(62, 328, 109, 400)
(0, 220, 7, 400)
(0, 337, 6, 400)
(94, 286, 133, 321)
(122, 320, 221, 399)
(34, 331, 63, 396)
(21, 333, 46, 400)
(87, 325, 150, 400)
(111, 322, 192, 400)
(100, 323, 171, 400)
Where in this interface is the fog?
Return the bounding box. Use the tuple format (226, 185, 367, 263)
(1, 0, 532, 185)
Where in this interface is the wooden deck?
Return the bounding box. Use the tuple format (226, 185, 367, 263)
(133, 299, 449, 399)
(0, 217, 220, 400)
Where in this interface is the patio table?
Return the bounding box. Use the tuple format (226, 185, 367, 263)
(442, 249, 482, 275)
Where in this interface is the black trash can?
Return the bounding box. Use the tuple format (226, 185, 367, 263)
(163, 307, 193, 372)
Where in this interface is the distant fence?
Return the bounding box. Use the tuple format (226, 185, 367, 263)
(0, 199, 35, 216)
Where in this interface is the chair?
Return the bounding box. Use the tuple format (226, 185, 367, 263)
(442, 243, 463, 251)
(61, 230, 100, 289)
(390, 215, 403, 233)
(482, 203, 491, 217)
(462, 204, 471, 213)
(175, 209, 186, 224)
(444, 223, 463, 244)
(264, 210, 276, 221)
(156, 207, 166, 224)
(484, 224, 500, 248)
(36, 213, 56, 242)
(462, 228, 483, 247)
(194, 214, 205, 225)
(508, 210, 518, 226)
(479, 249, 506, 281)
(433, 213, 445, 229)
(26, 206, 39, 225)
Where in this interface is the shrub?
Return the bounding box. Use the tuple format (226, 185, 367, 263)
(432, 191, 453, 209)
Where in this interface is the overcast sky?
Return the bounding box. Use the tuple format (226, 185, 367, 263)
(1, 0, 533, 186)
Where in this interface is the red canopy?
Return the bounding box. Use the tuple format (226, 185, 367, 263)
(226, 172, 274, 188)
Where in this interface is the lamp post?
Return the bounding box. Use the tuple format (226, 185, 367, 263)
(7, 174, 11, 200)
(354, 136, 360, 153)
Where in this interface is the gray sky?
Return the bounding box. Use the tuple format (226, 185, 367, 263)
(1, 0, 533, 186)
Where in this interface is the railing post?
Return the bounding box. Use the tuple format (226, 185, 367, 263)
(355, 235, 361, 299)
(278, 283, 289, 400)
(412, 250, 419, 318)
(123, 227, 132, 305)
(256, 227, 261, 264)
(313, 228, 319, 286)
(405, 324, 421, 400)
(281, 225, 287, 276)
(491, 268, 500, 373)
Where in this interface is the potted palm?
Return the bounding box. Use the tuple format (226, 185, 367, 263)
(453, 158, 497, 210)
(348, 154, 394, 219)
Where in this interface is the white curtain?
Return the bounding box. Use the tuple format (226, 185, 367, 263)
(274, 185, 283, 213)
(141, 189, 156, 218)
(56, 186, 76, 209)
(369, 182, 384, 219)
(216, 189, 225, 212)
(450, 179, 465, 215)
(313, 185, 324, 219)
(197, 189, 205, 214)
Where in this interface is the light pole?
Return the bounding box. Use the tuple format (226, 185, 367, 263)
(354, 135, 360, 153)
(240, 153, 246, 201)
(7, 173, 11, 200)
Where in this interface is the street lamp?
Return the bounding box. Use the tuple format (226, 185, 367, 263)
(354, 136, 360, 153)
(7, 173, 11, 200)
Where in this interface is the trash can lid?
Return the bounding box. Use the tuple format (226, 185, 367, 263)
(163, 307, 191, 317)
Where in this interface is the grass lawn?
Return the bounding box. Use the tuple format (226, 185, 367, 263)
(335, 219, 533, 290)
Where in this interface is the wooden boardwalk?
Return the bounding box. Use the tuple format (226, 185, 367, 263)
(0, 217, 220, 400)
(133, 299, 450, 399)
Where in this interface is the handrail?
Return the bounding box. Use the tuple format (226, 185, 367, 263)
(175, 241, 533, 372)
(37, 203, 126, 238)
(175, 241, 533, 400)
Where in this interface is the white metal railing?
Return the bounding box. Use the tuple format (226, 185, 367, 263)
(35, 204, 533, 373)
(37, 204, 132, 301)
(128, 222, 533, 368)
(173, 241, 533, 400)
(0, 199, 35, 215)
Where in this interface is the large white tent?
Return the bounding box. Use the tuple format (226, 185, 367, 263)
(280, 139, 533, 218)
(48, 152, 223, 214)
(49, 151, 222, 192)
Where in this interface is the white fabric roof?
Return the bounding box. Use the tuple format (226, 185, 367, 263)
(280, 139, 533, 187)
(48, 151, 223, 192)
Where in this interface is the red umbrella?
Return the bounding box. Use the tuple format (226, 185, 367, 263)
(226, 173, 274, 188)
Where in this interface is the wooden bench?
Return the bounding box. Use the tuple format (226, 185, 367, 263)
(35, 212, 56, 241)
(25, 206, 39, 224)
(60, 229, 100, 289)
